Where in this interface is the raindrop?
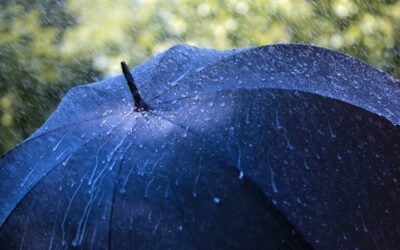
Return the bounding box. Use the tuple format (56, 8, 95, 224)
(284, 130, 294, 150)
(107, 135, 127, 162)
(220, 101, 226, 107)
(304, 155, 310, 170)
(271, 172, 278, 193)
(56, 150, 66, 160)
(101, 119, 108, 126)
(120, 164, 135, 194)
(182, 126, 189, 137)
(213, 197, 221, 203)
(238, 170, 244, 179)
(236, 142, 244, 179)
(119, 186, 126, 194)
(275, 110, 282, 129)
(192, 156, 202, 197)
(208, 101, 214, 108)
(53, 132, 68, 151)
(327, 119, 336, 139)
(267, 151, 278, 193)
(144, 177, 155, 198)
(102, 109, 112, 116)
(245, 106, 250, 124)
(62, 155, 72, 166)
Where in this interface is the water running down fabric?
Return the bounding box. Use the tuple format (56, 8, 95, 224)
(1, 44, 399, 249)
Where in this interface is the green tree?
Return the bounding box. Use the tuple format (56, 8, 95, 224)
(0, 2, 100, 154)
(61, 0, 400, 76)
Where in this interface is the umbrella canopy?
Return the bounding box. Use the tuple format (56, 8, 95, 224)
(1, 44, 400, 249)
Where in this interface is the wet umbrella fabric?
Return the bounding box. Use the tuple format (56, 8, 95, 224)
(1, 44, 400, 249)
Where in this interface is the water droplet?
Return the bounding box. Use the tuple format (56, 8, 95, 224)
(213, 197, 221, 203)
(304, 156, 310, 170)
(182, 126, 189, 137)
(238, 170, 244, 179)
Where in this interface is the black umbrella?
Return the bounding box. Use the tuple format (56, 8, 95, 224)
(1, 44, 399, 249)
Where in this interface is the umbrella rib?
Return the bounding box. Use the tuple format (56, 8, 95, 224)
(142, 115, 158, 150)
(0, 133, 101, 227)
(106, 131, 151, 248)
(149, 111, 201, 138)
(152, 89, 242, 106)
(149, 43, 398, 103)
(153, 88, 270, 106)
(1, 112, 135, 159)
(149, 111, 233, 165)
(146, 47, 247, 102)
(147, 67, 194, 102)
(0, 114, 136, 227)
(151, 87, 397, 126)
(108, 159, 124, 250)
(74, 85, 123, 101)
(150, 111, 313, 248)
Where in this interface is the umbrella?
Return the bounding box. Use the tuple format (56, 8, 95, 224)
(1, 44, 399, 249)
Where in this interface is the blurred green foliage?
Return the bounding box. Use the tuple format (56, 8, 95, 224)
(0, 0, 399, 155)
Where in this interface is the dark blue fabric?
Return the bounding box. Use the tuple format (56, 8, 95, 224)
(1, 44, 399, 249)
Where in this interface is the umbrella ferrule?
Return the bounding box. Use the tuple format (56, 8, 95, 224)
(121, 61, 148, 111)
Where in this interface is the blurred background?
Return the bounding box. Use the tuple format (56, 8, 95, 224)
(0, 0, 399, 155)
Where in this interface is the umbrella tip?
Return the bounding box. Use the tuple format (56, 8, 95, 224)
(121, 61, 148, 112)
